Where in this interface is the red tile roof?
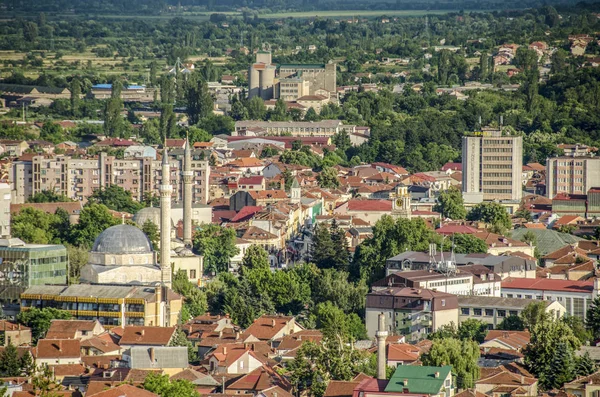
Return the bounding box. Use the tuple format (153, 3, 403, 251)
(119, 326, 176, 346)
(87, 384, 158, 397)
(324, 380, 361, 397)
(347, 199, 392, 212)
(238, 176, 264, 186)
(231, 206, 263, 223)
(35, 339, 80, 359)
(436, 225, 480, 235)
(243, 315, 298, 341)
(501, 277, 594, 293)
(46, 320, 100, 339)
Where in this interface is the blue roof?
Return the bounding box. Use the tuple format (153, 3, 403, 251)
(92, 84, 112, 89)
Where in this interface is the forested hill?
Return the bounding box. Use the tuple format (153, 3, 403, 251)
(2, 0, 590, 15)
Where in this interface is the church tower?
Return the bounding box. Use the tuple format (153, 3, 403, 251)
(392, 185, 412, 219)
(160, 144, 173, 287)
(182, 136, 193, 247)
(291, 177, 301, 204)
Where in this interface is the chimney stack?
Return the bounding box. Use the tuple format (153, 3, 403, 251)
(271, 319, 276, 327)
(223, 346, 227, 355)
(376, 313, 389, 381)
(149, 347, 156, 363)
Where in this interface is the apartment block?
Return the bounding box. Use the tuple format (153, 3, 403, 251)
(546, 155, 600, 198)
(10, 151, 210, 205)
(233, 120, 355, 137)
(462, 128, 523, 202)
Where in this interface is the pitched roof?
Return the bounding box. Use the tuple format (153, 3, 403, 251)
(472, 232, 528, 248)
(231, 206, 263, 223)
(387, 343, 421, 362)
(46, 320, 100, 339)
(0, 320, 30, 332)
(80, 333, 121, 354)
(239, 176, 264, 185)
(324, 380, 361, 397)
(242, 226, 278, 241)
(243, 315, 298, 341)
(119, 326, 176, 346)
(227, 366, 290, 391)
(87, 384, 158, 397)
(11, 202, 82, 216)
(35, 339, 80, 359)
(501, 277, 594, 293)
(347, 199, 392, 212)
(386, 365, 451, 394)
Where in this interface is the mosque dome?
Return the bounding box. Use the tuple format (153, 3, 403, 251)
(92, 224, 153, 254)
(133, 207, 174, 228)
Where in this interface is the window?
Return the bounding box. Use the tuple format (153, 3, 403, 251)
(441, 299, 446, 307)
(509, 310, 518, 316)
(498, 310, 506, 317)
(461, 308, 470, 315)
(473, 308, 482, 316)
(485, 309, 494, 317)
(190, 270, 197, 279)
(506, 294, 513, 298)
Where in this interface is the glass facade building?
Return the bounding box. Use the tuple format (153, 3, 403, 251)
(0, 243, 67, 304)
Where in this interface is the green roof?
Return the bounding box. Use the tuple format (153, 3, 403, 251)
(385, 365, 451, 395)
(511, 228, 584, 257)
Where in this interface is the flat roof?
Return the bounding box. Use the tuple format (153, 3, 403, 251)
(501, 277, 594, 294)
(457, 295, 554, 310)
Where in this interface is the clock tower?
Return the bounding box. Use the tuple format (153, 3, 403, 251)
(391, 185, 412, 219)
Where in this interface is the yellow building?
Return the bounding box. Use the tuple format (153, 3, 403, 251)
(20, 284, 182, 328)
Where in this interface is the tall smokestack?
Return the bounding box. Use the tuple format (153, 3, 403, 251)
(182, 135, 193, 247)
(376, 313, 389, 380)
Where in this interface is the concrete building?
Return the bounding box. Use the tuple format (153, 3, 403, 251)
(10, 151, 210, 205)
(366, 287, 458, 341)
(248, 51, 337, 101)
(501, 277, 596, 321)
(546, 156, 600, 198)
(233, 120, 354, 138)
(0, 182, 10, 238)
(20, 284, 182, 327)
(462, 128, 523, 202)
(458, 296, 565, 329)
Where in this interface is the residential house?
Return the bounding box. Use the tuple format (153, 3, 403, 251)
(334, 199, 393, 225)
(123, 346, 188, 376)
(480, 330, 531, 353)
(34, 339, 81, 366)
(564, 369, 600, 397)
(472, 232, 536, 258)
(226, 366, 291, 394)
(0, 320, 31, 346)
(207, 344, 268, 375)
(46, 320, 105, 340)
(476, 364, 538, 397)
(243, 315, 304, 342)
(237, 176, 266, 192)
(85, 384, 159, 397)
(117, 326, 176, 348)
(385, 365, 454, 397)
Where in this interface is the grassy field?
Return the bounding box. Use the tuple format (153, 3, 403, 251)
(257, 9, 491, 19)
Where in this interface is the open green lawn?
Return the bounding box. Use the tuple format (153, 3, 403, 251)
(258, 9, 491, 19)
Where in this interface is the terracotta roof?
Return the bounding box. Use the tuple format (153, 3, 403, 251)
(243, 315, 298, 341)
(227, 366, 290, 391)
(324, 380, 360, 397)
(346, 199, 392, 212)
(46, 320, 100, 339)
(87, 384, 158, 397)
(228, 158, 264, 168)
(386, 343, 421, 362)
(81, 355, 121, 369)
(239, 176, 264, 185)
(259, 385, 294, 397)
(554, 215, 584, 227)
(248, 190, 288, 200)
(119, 326, 176, 346)
(543, 245, 589, 260)
(165, 138, 186, 148)
(35, 339, 80, 359)
(501, 277, 594, 293)
(436, 225, 480, 235)
(80, 333, 120, 354)
(483, 330, 530, 350)
(472, 232, 528, 248)
(48, 364, 86, 377)
(242, 226, 278, 241)
(231, 206, 263, 222)
(454, 390, 488, 397)
(277, 330, 323, 351)
(11, 202, 82, 216)
(0, 320, 30, 332)
(441, 162, 463, 172)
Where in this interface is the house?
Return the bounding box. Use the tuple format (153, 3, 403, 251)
(275, 330, 323, 361)
(80, 333, 121, 356)
(46, 320, 105, 340)
(385, 343, 421, 367)
(207, 344, 268, 375)
(385, 365, 454, 397)
(34, 339, 81, 366)
(170, 368, 220, 393)
(564, 369, 600, 397)
(0, 320, 31, 346)
(226, 366, 291, 394)
(243, 315, 303, 342)
(541, 244, 595, 280)
(480, 330, 530, 352)
(237, 176, 266, 192)
(334, 199, 393, 225)
(123, 346, 188, 375)
(85, 384, 159, 397)
(118, 326, 176, 348)
(471, 232, 535, 258)
(476, 364, 538, 397)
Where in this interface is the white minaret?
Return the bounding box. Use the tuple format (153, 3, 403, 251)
(182, 135, 193, 247)
(376, 313, 388, 380)
(160, 144, 172, 287)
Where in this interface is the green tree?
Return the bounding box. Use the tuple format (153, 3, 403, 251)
(143, 373, 199, 397)
(67, 245, 88, 284)
(241, 245, 270, 273)
(20, 349, 34, 376)
(88, 185, 143, 213)
(311, 223, 336, 269)
(586, 296, 600, 340)
(444, 234, 488, 254)
(498, 315, 525, 331)
(172, 269, 207, 322)
(514, 209, 533, 222)
(11, 207, 63, 244)
(521, 301, 550, 330)
(186, 75, 213, 125)
(563, 316, 592, 345)
(422, 338, 480, 389)
(575, 352, 596, 377)
(141, 220, 159, 251)
(70, 77, 81, 117)
(39, 122, 64, 144)
(466, 202, 512, 232)
(32, 365, 62, 397)
(246, 97, 266, 120)
(27, 190, 73, 203)
(434, 187, 467, 220)
(457, 319, 488, 343)
(103, 80, 124, 137)
(193, 224, 239, 274)
(523, 314, 580, 390)
(269, 99, 289, 121)
(70, 203, 120, 247)
(159, 104, 177, 139)
(0, 343, 22, 376)
(316, 167, 340, 189)
(17, 307, 72, 342)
